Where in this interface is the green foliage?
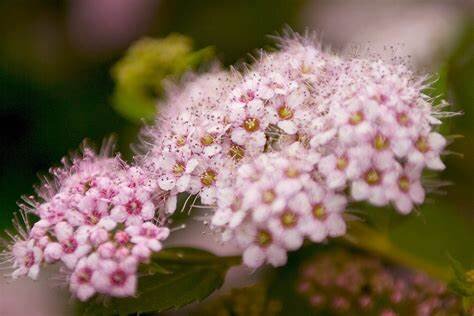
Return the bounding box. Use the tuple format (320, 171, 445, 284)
(111, 34, 214, 123)
(76, 247, 239, 315)
(448, 256, 474, 314)
(448, 256, 474, 296)
(347, 202, 474, 282)
(192, 283, 282, 316)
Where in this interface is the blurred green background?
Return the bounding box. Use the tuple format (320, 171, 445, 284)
(0, 0, 473, 267)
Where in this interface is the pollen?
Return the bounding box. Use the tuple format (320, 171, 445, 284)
(229, 144, 245, 161)
(243, 117, 260, 132)
(397, 112, 410, 126)
(285, 167, 300, 178)
(278, 105, 293, 120)
(398, 176, 410, 192)
(200, 133, 214, 146)
(281, 211, 298, 228)
(373, 133, 389, 151)
(301, 63, 312, 74)
(336, 157, 348, 170)
(201, 169, 217, 186)
(257, 230, 272, 247)
(312, 204, 327, 220)
(262, 189, 276, 204)
(176, 135, 186, 147)
(349, 111, 364, 125)
(364, 169, 381, 186)
(415, 136, 430, 153)
(173, 163, 186, 176)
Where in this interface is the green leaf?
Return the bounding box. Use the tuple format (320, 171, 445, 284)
(344, 201, 474, 282)
(77, 247, 239, 315)
(448, 255, 474, 298)
(111, 34, 214, 123)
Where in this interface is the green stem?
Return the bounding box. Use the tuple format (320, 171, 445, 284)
(344, 221, 451, 281)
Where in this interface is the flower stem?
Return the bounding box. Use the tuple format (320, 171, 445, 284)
(343, 221, 451, 281)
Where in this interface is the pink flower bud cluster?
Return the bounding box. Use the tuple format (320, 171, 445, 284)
(296, 250, 462, 315)
(141, 35, 448, 268)
(2, 143, 169, 301)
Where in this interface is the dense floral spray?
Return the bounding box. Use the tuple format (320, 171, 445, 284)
(2, 33, 451, 301)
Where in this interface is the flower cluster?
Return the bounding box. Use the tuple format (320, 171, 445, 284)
(2, 32, 450, 301)
(296, 250, 463, 316)
(139, 34, 449, 268)
(1, 142, 169, 301)
(212, 144, 346, 268)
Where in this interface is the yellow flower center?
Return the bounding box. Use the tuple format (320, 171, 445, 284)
(373, 133, 389, 151)
(243, 117, 260, 132)
(398, 176, 410, 192)
(262, 189, 276, 204)
(176, 136, 186, 147)
(415, 136, 430, 153)
(200, 134, 214, 146)
(336, 157, 348, 170)
(301, 63, 312, 74)
(281, 211, 298, 228)
(312, 204, 327, 220)
(349, 111, 364, 125)
(364, 169, 381, 185)
(229, 144, 245, 161)
(397, 113, 410, 126)
(285, 167, 300, 178)
(200, 169, 217, 186)
(257, 230, 272, 247)
(173, 163, 185, 176)
(278, 106, 293, 120)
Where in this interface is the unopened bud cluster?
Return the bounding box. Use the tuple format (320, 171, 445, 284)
(296, 250, 462, 316)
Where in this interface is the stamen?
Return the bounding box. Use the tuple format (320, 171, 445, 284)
(201, 169, 217, 186)
(364, 169, 381, 186)
(243, 117, 260, 132)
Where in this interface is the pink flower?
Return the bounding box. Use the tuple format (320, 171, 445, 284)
(335, 97, 379, 145)
(385, 164, 425, 214)
(212, 188, 247, 228)
(228, 99, 269, 150)
(111, 187, 156, 225)
(126, 222, 169, 253)
(267, 86, 309, 135)
(37, 197, 67, 225)
(237, 223, 287, 268)
(70, 254, 99, 301)
(268, 192, 310, 250)
(407, 132, 446, 170)
(92, 256, 138, 297)
(318, 149, 359, 190)
(189, 117, 226, 158)
(10, 239, 43, 280)
(301, 183, 347, 241)
(74, 194, 112, 227)
(46, 222, 91, 269)
(350, 155, 397, 207)
(156, 152, 199, 193)
(193, 155, 226, 205)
